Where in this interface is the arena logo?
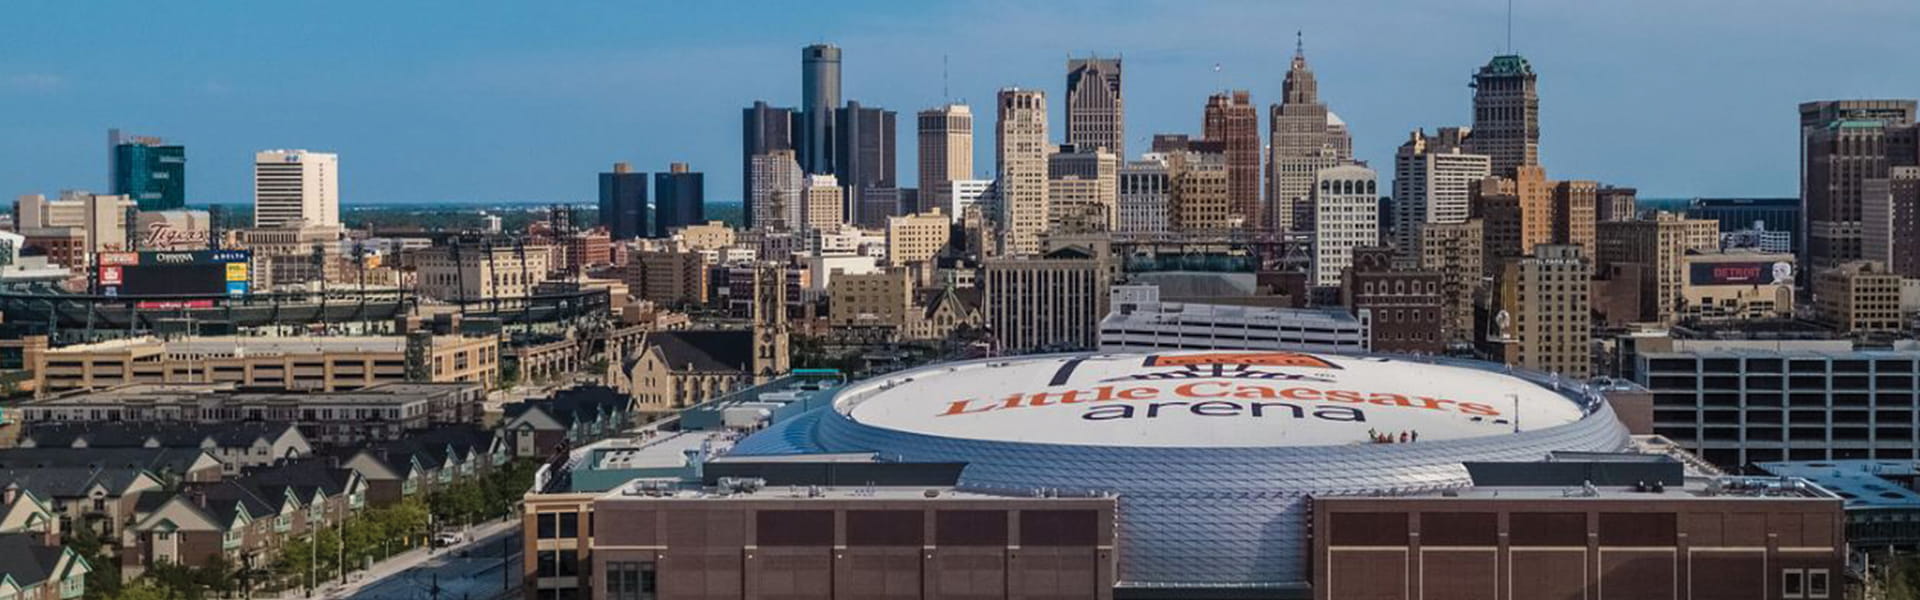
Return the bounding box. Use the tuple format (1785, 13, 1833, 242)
(1052, 351, 1344, 387)
(937, 381, 1503, 421)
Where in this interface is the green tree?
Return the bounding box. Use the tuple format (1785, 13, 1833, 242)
(66, 524, 121, 600)
(106, 581, 170, 600)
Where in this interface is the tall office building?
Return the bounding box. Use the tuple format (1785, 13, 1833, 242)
(109, 129, 186, 211)
(1310, 165, 1380, 287)
(1472, 165, 1553, 275)
(983, 247, 1111, 353)
(1048, 145, 1119, 233)
(1391, 127, 1490, 253)
(1489, 245, 1590, 378)
(253, 150, 339, 229)
(1799, 100, 1918, 272)
(742, 101, 798, 230)
(800, 174, 845, 233)
(1065, 56, 1124, 157)
(800, 44, 842, 175)
(1551, 179, 1599, 271)
(598, 162, 649, 240)
(1419, 219, 1484, 346)
(1863, 167, 1920, 278)
(653, 163, 704, 238)
(1267, 38, 1353, 232)
(1598, 186, 1640, 223)
(917, 104, 973, 209)
(1118, 157, 1171, 234)
(1468, 55, 1541, 176)
(1204, 91, 1261, 228)
(748, 150, 804, 232)
(996, 88, 1050, 257)
(1167, 150, 1233, 231)
(833, 101, 897, 224)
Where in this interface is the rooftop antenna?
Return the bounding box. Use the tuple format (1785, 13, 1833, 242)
(1505, 0, 1513, 53)
(942, 54, 950, 101)
(1296, 30, 1304, 57)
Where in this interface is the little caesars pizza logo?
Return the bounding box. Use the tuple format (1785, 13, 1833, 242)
(936, 352, 1503, 423)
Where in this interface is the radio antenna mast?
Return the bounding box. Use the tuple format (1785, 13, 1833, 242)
(1505, 0, 1513, 53)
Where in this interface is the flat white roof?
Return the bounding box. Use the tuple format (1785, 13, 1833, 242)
(838, 351, 1588, 448)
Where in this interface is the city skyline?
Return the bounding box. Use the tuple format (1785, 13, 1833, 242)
(2, 1, 1917, 207)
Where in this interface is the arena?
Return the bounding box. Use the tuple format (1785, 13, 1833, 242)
(732, 350, 1634, 593)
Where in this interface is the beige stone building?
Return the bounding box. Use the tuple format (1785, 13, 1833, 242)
(982, 246, 1111, 352)
(801, 174, 845, 233)
(672, 221, 736, 252)
(1816, 260, 1904, 334)
(828, 268, 914, 330)
(621, 265, 788, 412)
(905, 286, 983, 341)
(1489, 244, 1591, 378)
(1551, 179, 1598, 271)
(1168, 151, 1233, 231)
(1048, 145, 1119, 233)
(1420, 219, 1485, 346)
(1595, 213, 1720, 323)
(415, 242, 551, 302)
(623, 249, 708, 307)
(237, 222, 347, 286)
(996, 88, 1050, 256)
(1681, 250, 1796, 322)
(33, 335, 498, 393)
(1472, 166, 1554, 274)
(917, 104, 973, 210)
(885, 211, 949, 267)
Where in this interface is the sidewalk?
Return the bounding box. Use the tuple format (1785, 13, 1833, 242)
(319, 518, 519, 599)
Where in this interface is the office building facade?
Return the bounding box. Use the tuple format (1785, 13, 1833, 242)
(253, 150, 339, 229)
(1799, 99, 1918, 272)
(741, 101, 798, 230)
(996, 88, 1050, 257)
(1064, 56, 1124, 157)
(598, 162, 648, 240)
(982, 247, 1110, 353)
(1203, 91, 1261, 227)
(832, 101, 897, 224)
(799, 44, 841, 175)
(1117, 157, 1171, 234)
(917, 103, 973, 209)
(1467, 54, 1541, 175)
(652, 163, 703, 238)
(1268, 41, 1353, 232)
(109, 130, 186, 211)
(1489, 244, 1591, 378)
(1391, 127, 1490, 253)
(1309, 165, 1380, 288)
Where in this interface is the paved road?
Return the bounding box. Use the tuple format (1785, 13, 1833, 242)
(328, 520, 521, 600)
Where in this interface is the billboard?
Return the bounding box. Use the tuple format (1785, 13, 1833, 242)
(134, 210, 212, 251)
(107, 250, 251, 297)
(1689, 261, 1793, 286)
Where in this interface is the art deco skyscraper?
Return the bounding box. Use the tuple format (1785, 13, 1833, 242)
(1799, 100, 1918, 271)
(996, 88, 1050, 257)
(1204, 91, 1261, 228)
(800, 44, 842, 175)
(918, 104, 974, 212)
(1065, 56, 1124, 157)
(1267, 37, 1352, 232)
(1468, 55, 1540, 176)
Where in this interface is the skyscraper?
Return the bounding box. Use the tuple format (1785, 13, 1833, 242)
(109, 129, 186, 212)
(1267, 37, 1352, 232)
(599, 162, 648, 240)
(1118, 157, 1171, 234)
(996, 88, 1050, 257)
(1391, 127, 1489, 253)
(833, 101, 897, 224)
(1310, 165, 1380, 287)
(1472, 165, 1553, 276)
(1065, 56, 1124, 158)
(1490, 244, 1590, 378)
(253, 150, 339, 229)
(654, 163, 704, 238)
(749, 150, 803, 232)
(1468, 55, 1541, 176)
(742, 101, 798, 230)
(800, 174, 845, 233)
(1799, 100, 1918, 272)
(917, 104, 973, 209)
(800, 44, 842, 175)
(1203, 91, 1260, 228)
(1047, 144, 1119, 233)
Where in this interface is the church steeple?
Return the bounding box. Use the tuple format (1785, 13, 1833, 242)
(1282, 31, 1318, 105)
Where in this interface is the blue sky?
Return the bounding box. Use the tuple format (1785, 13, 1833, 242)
(2, 1, 1916, 206)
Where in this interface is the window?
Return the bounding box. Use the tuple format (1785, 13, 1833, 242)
(1809, 569, 1830, 599)
(1783, 569, 1806, 599)
(606, 561, 657, 600)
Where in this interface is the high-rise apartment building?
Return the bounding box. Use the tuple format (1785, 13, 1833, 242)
(1167, 150, 1232, 231)
(1064, 56, 1123, 157)
(253, 150, 339, 229)
(983, 246, 1111, 353)
(1118, 157, 1171, 234)
(800, 44, 842, 174)
(1551, 179, 1598, 271)
(1268, 40, 1352, 232)
(1595, 213, 1720, 323)
(800, 174, 845, 233)
(1391, 127, 1490, 253)
(1419, 219, 1484, 346)
(1799, 100, 1919, 272)
(653, 163, 703, 238)
(1472, 165, 1553, 275)
(917, 104, 973, 208)
(833, 101, 897, 223)
(109, 129, 186, 212)
(742, 101, 798, 230)
(996, 88, 1050, 257)
(598, 162, 648, 240)
(1203, 91, 1261, 228)
(1467, 55, 1541, 176)
(1310, 165, 1380, 287)
(1490, 244, 1590, 378)
(1863, 167, 1920, 278)
(1047, 145, 1119, 233)
(748, 150, 804, 232)
(1597, 186, 1639, 223)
